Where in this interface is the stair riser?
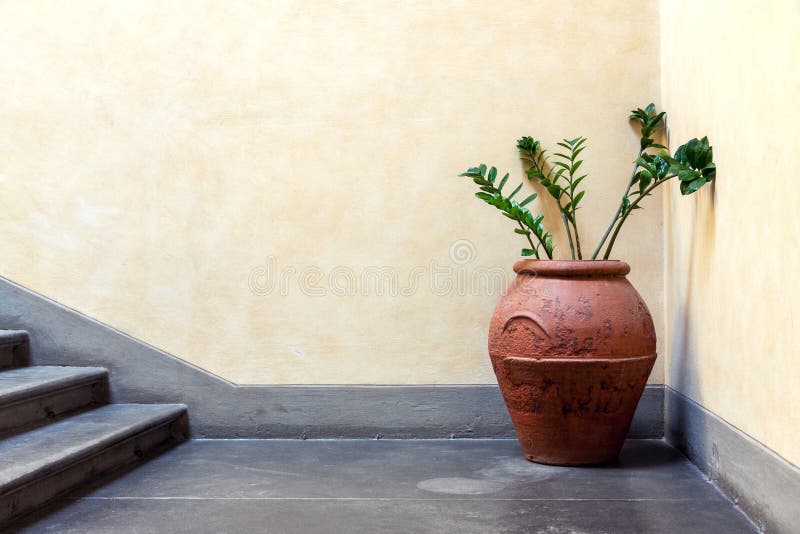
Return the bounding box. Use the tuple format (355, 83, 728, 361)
(0, 342, 28, 370)
(0, 412, 188, 524)
(0, 380, 109, 438)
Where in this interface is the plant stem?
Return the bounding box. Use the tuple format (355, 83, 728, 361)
(602, 175, 675, 259)
(521, 219, 554, 260)
(573, 219, 583, 259)
(563, 183, 583, 259)
(591, 149, 644, 259)
(517, 221, 539, 259)
(561, 213, 576, 259)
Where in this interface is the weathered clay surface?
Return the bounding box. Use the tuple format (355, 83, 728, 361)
(488, 260, 656, 465)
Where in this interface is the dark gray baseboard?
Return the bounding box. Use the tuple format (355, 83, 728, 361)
(665, 386, 800, 533)
(0, 275, 663, 439)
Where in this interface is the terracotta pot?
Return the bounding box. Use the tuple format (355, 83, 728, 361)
(488, 260, 656, 466)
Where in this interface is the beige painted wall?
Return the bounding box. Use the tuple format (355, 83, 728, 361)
(662, 0, 800, 465)
(0, 0, 663, 384)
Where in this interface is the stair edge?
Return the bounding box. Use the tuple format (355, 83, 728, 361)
(0, 367, 108, 406)
(0, 404, 187, 495)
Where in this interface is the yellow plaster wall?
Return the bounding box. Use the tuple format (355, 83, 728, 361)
(0, 0, 663, 384)
(662, 0, 800, 464)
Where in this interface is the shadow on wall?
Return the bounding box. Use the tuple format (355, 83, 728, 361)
(667, 181, 716, 442)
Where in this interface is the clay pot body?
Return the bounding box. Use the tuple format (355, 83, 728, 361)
(488, 260, 656, 466)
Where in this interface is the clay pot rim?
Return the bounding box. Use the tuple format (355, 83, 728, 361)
(513, 259, 630, 277)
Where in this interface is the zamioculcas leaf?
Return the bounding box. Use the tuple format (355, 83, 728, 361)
(696, 139, 713, 168)
(680, 177, 707, 195)
(547, 184, 562, 198)
(519, 193, 537, 206)
(639, 173, 652, 193)
(498, 173, 509, 191)
(526, 167, 543, 179)
(654, 156, 670, 178)
(678, 169, 700, 182)
(571, 190, 585, 209)
(459, 164, 553, 258)
(571, 175, 587, 191)
(521, 248, 536, 257)
(508, 182, 523, 199)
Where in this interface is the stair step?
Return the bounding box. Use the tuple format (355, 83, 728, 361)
(0, 330, 29, 370)
(0, 366, 109, 437)
(0, 403, 188, 523)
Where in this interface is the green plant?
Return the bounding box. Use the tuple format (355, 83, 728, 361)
(459, 164, 554, 258)
(516, 135, 588, 259)
(458, 103, 716, 260)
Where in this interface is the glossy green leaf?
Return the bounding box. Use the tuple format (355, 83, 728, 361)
(639, 173, 652, 193)
(498, 173, 509, 191)
(680, 177, 707, 195)
(547, 184, 562, 199)
(571, 190, 585, 209)
(571, 175, 587, 191)
(519, 193, 538, 206)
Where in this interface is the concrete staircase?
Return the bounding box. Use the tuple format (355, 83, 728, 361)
(0, 330, 188, 525)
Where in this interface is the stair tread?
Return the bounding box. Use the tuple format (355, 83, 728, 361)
(0, 403, 186, 494)
(0, 366, 107, 405)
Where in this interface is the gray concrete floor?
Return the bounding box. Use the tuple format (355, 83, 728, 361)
(14, 439, 755, 533)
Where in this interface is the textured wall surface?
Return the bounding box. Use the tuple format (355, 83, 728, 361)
(662, 0, 800, 465)
(0, 0, 662, 384)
